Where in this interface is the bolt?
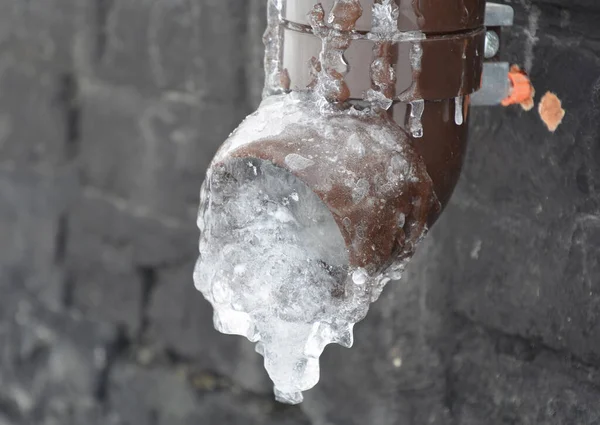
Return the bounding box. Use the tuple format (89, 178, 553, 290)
(484, 31, 500, 59)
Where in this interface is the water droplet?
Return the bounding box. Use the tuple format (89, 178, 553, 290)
(352, 268, 368, 285)
(398, 213, 406, 228)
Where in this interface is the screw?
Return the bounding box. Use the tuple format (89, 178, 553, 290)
(484, 31, 500, 59)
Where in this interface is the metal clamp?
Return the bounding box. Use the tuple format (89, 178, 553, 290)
(280, 0, 489, 102)
(282, 27, 485, 101)
(471, 3, 515, 106)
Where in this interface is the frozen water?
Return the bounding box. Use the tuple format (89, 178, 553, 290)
(196, 159, 364, 404)
(364, 89, 394, 111)
(352, 179, 370, 203)
(196, 93, 435, 404)
(409, 100, 425, 138)
(285, 153, 315, 171)
(371, 0, 400, 35)
(366, 0, 424, 111)
(263, 0, 285, 97)
(195, 0, 438, 405)
(455, 96, 464, 126)
(367, 0, 424, 43)
(410, 41, 423, 72)
(307, 1, 362, 109)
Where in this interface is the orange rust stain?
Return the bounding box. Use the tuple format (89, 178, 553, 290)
(539, 92, 566, 132)
(502, 65, 535, 111)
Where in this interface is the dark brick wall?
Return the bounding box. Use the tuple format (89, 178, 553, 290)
(0, 1, 598, 424)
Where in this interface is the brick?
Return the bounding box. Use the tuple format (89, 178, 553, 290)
(0, 66, 72, 169)
(78, 80, 248, 221)
(66, 181, 200, 335)
(447, 2, 600, 363)
(465, 26, 600, 227)
(442, 201, 600, 363)
(67, 242, 143, 337)
(107, 363, 200, 425)
(0, 0, 79, 72)
(78, 0, 250, 98)
(452, 325, 600, 424)
(0, 168, 76, 309)
(107, 362, 311, 425)
(146, 261, 273, 394)
(0, 279, 117, 424)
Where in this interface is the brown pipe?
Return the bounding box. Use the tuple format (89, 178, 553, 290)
(396, 98, 470, 218)
(208, 0, 485, 270)
(279, 0, 484, 220)
(222, 104, 437, 270)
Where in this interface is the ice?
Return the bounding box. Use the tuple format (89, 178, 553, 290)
(455, 96, 464, 126)
(347, 134, 366, 156)
(196, 159, 365, 404)
(398, 212, 406, 228)
(194, 0, 439, 405)
(410, 41, 423, 72)
(366, 0, 424, 111)
(285, 153, 315, 171)
(196, 144, 432, 402)
(307, 1, 362, 109)
(351, 268, 368, 285)
(352, 179, 370, 203)
(195, 89, 438, 403)
(367, 0, 424, 43)
(263, 0, 285, 97)
(409, 99, 425, 138)
(371, 0, 400, 35)
(364, 89, 394, 111)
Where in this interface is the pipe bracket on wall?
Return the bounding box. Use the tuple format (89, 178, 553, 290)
(471, 3, 515, 106)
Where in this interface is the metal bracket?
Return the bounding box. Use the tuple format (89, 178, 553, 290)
(471, 3, 515, 106)
(485, 3, 515, 27)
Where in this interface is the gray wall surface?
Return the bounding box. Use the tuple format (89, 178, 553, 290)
(0, 0, 599, 424)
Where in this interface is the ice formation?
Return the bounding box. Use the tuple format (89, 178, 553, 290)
(196, 158, 352, 404)
(195, 0, 438, 404)
(455, 96, 464, 126)
(409, 99, 425, 138)
(195, 94, 437, 404)
(263, 0, 285, 96)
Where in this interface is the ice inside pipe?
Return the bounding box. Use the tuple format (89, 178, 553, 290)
(194, 0, 438, 404)
(194, 93, 437, 404)
(196, 158, 352, 405)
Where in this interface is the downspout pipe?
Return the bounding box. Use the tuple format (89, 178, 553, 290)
(194, 0, 514, 403)
(278, 0, 487, 220)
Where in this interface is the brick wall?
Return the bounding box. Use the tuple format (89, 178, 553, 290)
(0, 1, 598, 424)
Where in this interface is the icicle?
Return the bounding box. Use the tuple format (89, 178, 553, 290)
(307, 0, 363, 111)
(455, 96, 464, 126)
(409, 99, 425, 138)
(365, 0, 397, 110)
(366, 0, 426, 110)
(409, 40, 423, 72)
(263, 0, 285, 97)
